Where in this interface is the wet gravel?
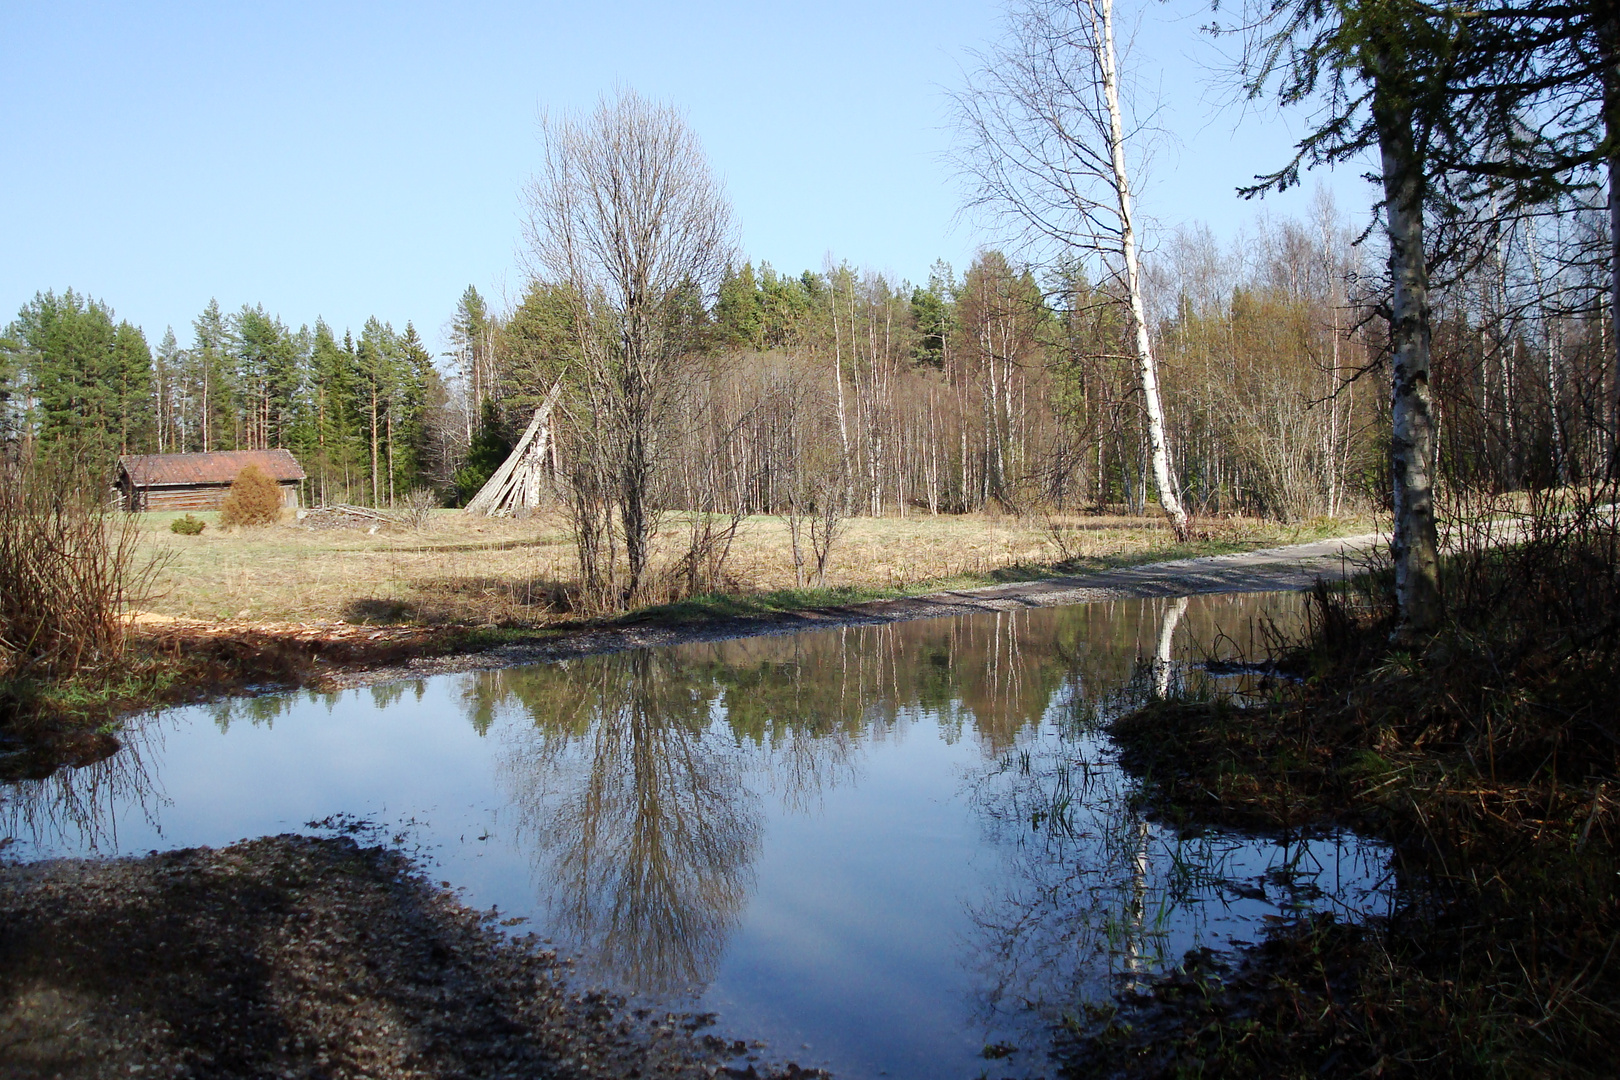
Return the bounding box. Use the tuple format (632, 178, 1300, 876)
(0, 835, 826, 1079)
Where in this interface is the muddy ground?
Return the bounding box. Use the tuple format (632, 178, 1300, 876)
(0, 835, 824, 1080)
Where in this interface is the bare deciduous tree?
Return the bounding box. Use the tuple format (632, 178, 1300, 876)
(954, 0, 1190, 538)
(523, 89, 736, 606)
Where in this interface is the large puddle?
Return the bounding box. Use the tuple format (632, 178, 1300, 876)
(2, 592, 1391, 1078)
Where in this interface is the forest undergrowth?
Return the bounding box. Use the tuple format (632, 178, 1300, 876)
(1072, 483, 1620, 1078)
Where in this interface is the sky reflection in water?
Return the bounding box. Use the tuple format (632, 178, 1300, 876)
(2, 592, 1391, 1080)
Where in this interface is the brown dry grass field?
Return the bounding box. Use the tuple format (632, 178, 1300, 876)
(130, 507, 1370, 630)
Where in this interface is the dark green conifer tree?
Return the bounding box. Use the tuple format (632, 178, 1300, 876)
(391, 322, 442, 498)
(715, 262, 764, 349)
(453, 398, 512, 506)
(3, 289, 149, 458)
(110, 320, 154, 453)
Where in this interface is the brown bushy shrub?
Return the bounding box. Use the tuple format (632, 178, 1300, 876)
(0, 450, 161, 687)
(218, 465, 284, 528)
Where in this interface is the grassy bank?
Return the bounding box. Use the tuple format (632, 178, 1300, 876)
(1068, 504, 1620, 1078)
(4, 505, 1367, 766)
(133, 507, 1361, 626)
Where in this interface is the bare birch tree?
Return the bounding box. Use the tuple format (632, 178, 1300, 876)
(523, 90, 736, 605)
(954, 0, 1189, 538)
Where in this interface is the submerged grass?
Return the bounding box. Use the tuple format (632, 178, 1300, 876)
(1073, 485, 1620, 1078)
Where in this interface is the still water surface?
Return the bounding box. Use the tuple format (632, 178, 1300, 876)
(3, 593, 1390, 1079)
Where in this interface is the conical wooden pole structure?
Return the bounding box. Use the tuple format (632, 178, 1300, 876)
(463, 381, 564, 517)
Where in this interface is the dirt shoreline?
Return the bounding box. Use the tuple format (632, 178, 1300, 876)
(332, 532, 1382, 689)
(0, 835, 824, 1080)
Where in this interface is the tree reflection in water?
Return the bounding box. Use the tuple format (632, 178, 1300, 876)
(461, 595, 1311, 1002)
(0, 715, 165, 856)
(486, 650, 764, 993)
(963, 597, 1388, 1038)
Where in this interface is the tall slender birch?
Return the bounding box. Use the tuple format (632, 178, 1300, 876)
(1093, 0, 1186, 535)
(954, 0, 1189, 537)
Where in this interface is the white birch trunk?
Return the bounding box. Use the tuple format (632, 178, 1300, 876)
(1092, 0, 1188, 538)
(1376, 75, 1442, 637)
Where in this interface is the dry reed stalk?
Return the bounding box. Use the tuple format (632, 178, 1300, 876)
(0, 451, 164, 686)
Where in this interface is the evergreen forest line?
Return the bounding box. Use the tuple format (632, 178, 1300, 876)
(0, 295, 449, 509)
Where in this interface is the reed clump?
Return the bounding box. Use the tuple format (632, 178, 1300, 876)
(1083, 481, 1620, 1079)
(0, 450, 163, 719)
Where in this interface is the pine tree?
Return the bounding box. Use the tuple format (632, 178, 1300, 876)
(910, 262, 957, 370)
(6, 290, 119, 457)
(355, 317, 398, 506)
(154, 327, 183, 452)
(450, 285, 493, 431)
(715, 262, 764, 349)
(231, 305, 303, 449)
(499, 280, 574, 415)
(300, 321, 363, 504)
(110, 320, 153, 454)
(390, 322, 439, 498)
(187, 299, 231, 451)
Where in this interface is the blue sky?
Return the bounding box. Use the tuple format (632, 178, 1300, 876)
(0, 1, 1368, 353)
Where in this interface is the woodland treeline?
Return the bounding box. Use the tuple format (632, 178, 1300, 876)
(0, 296, 451, 508)
(0, 190, 1611, 524)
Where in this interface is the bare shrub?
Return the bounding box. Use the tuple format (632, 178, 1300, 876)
(218, 465, 284, 529)
(0, 451, 161, 686)
(808, 482, 843, 588)
(1043, 515, 1087, 563)
(400, 488, 438, 531)
(660, 510, 746, 602)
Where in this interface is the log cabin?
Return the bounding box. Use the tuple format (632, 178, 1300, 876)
(116, 450, 306, 512)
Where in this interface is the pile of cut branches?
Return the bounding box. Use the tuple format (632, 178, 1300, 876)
(300, 504, 404, 531)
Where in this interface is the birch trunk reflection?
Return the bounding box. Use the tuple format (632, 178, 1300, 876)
(1150, 596, 1189, 700)
(965, 731, 1391, 1038)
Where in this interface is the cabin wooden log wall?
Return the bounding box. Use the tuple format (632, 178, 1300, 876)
(116, 449, 307, 512)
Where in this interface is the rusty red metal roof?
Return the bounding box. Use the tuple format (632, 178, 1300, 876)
(118, 450, 307, 487)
